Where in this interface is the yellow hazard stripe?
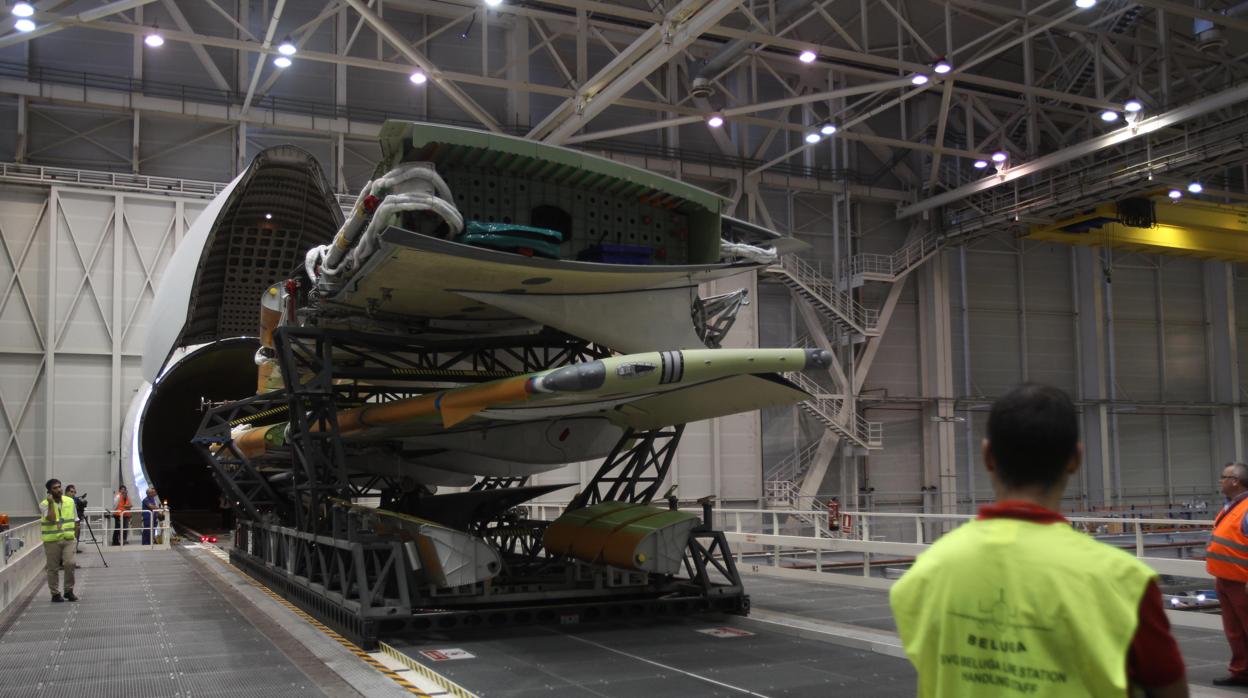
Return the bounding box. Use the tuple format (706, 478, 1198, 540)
(229, 404, 290, 427)
(389, 368, 519, 378)
(380, 642, 479, 698)
(196, 545, 435, 697)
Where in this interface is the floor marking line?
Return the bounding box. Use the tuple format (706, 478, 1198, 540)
(553, 630, 773, 697)
(183, 540, 434, 698)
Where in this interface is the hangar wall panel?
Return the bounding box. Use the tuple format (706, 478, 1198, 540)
(825, 228, 1232, 514)
(0, 186, 201, 515)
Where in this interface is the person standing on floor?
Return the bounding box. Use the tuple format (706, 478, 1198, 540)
(141, 487, 161, 545)
(65, 484, 86, 553)
(39, 479, 78, 603)
(1205, 462, 1248, 687)
(889, 383, 1186, 697)
(111, 484, 131, 546)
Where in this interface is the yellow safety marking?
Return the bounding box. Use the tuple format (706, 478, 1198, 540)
(229, 404, 290, 427)
(380, 642, 479, 698)
(389, 368, 519, 378)
(191, 543, 434, 697)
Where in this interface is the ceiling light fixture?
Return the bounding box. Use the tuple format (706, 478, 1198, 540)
(799, 50, 817, 64)
(706, 114, 724, 128)
(484, 0, 503, 6)
(264, 213, 273, 220)
(14, 17, 34, 31)
(911, 73, 929, 85)
(273, 56, 292, 68)
(973, 160, 988, 169)
(409, 70, 427, 85)
(1168, 189, 1182, 199)
(991, 151, 1008, 163)
(820, 123, 837, 136)
(1124, 99, 1143, 113)
(1075, 0, 1096, 8)
(11, 2, 33, 18)
(933, 59, 952, 74)
(144, 26, 164, 47)
(1187, 182, 1203, 194)
(1100, 109, 1119, 122)
(805, 132, 822, 144)
(277, 38, 297, 56)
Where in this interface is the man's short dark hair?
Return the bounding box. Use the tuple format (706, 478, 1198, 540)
(45, 478, 60, 492)
(987, 383, 1079, 489)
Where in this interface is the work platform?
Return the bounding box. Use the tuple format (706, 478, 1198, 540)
(1, 543, 1243, 697)
(0, 545, 409, 698)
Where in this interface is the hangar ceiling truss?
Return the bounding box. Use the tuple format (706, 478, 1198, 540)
(0, 0, 1242, 223)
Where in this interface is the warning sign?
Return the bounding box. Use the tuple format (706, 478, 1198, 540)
(697, 627, 755, 638)
(420, 648, 475, 661)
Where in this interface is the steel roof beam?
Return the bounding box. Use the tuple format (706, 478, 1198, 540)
(0, 0, 157, 48)
(897, 80, 1248, 218)
(529, 0, 744, 144)
(342, 0, 503, 133)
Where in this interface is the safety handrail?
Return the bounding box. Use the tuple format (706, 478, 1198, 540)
(767, 440, 822, 484)
(771, 255, 879, 333)
(785, 371, 883, 449)
(80, 507, 173, 550)
(841, 231, 945, 282)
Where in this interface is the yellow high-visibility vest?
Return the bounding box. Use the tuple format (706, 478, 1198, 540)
(40, 496, 77, 543)
(890, 516, 1154, 697)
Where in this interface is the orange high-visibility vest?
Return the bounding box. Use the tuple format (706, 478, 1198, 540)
(114, 493, 131, 516)
(1207, 497, 1248, 581)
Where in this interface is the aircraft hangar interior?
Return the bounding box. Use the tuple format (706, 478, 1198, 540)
(0, 0, 1246, 696)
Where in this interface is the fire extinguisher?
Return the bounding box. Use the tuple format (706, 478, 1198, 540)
(827, 498, 840, 530)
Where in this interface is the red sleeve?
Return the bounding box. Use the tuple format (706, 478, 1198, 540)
(1127, 580, 1186, 687)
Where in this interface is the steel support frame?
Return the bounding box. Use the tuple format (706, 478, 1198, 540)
(1073, 246, 1114, 507)
(917, 251, 958, 516)
(571, 425, 687, 510)
(1204, 260, 1244, 468)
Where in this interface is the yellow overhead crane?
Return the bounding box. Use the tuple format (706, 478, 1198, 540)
(1027, 193, 1248, 261)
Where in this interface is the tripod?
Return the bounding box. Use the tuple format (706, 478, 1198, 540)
(79, 514, 108, 568)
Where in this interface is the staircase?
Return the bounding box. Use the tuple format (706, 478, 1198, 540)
(785, 371, 883, 450)
(766, 440, 821, 486)
(766, 255, 880, 336)
(762, 479, 836, 537)
(839, 230, 947, 289)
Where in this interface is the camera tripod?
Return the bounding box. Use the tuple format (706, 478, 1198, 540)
(79, 514, 108, 568)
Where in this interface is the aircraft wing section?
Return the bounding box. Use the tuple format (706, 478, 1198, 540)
(322, 227, 758, 325)
(606, 374, 809, 431)
(457, 287, 706, 353)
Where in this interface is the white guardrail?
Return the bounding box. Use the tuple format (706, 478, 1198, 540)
(1, 519, 43, 612)
(0, 508, 172, 615)
(525, 504, 1215, 587)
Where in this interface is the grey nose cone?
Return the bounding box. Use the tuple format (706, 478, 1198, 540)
(804, 348, 833, 370)
(537, 361, 607, 393)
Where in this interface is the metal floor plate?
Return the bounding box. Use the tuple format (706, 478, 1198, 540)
(386, 611, 915, 697)
(0, 550, 337, 698)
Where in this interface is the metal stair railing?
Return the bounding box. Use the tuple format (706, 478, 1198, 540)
(766, 440, 822, 485)
(785, 371, 883, 450)
(769, 255, 879, 335)
(760, 481, 837, 536)
(841, 230, 946, 283)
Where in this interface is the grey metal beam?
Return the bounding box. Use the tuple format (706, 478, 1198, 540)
(898, 80, 1248, 218)
(530, 0, 744, 144)
(160, 0, 232, 91)
(342, 0, 503, 133)
(0, 0, 157, 48)
(1204, 261, 1243, 467)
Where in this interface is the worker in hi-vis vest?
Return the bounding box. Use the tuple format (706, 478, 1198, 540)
(889, 384, 1186, 697)
(39, 478, 78, 603)
(1206, 462, 1248, 687)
